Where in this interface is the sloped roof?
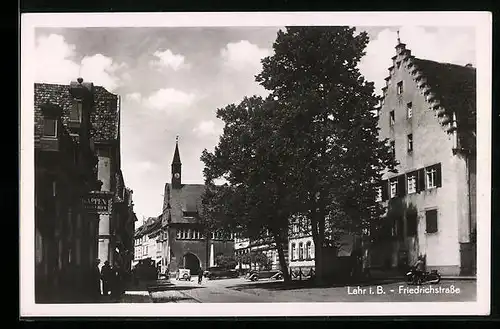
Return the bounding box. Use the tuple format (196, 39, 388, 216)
(34, 83, 120, 143)
(134, 216, 163, 238)
(164, 183, 206, 224)
(412, 58, 476, 151)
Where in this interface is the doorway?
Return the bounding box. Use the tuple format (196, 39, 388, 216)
(183, 253, 201, 275)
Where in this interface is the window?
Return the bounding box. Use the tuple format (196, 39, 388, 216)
(375, 186, 382, 202)
(291, 243, 296, 261)
(425, 209, 438, 233)
(397, 81, 403, 95)
(407, 134, 413, 152)
(43, 118, 57, 137)
(390, 180, 398, 198)
(187, 229, 192, 239)
(306, 242, 312, 260)
(211, 232, 215, 240)
(299, 242, 304, 260)
(396, 61, 401, 69)
(407, 102, 413, 118)
(176, 230, 181, 239)
(390, 141, 395, 158)
(70, 100, 83, 122)
(426, 167, 437, 189)
(407, 173, 417, 194)
(389, 110, 395, 126)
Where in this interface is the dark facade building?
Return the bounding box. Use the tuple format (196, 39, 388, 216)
(34, 80, 100, 302)
(368, 39, 476, 276)
(159, 139, 234, 277)
(34, 79, 135, 302)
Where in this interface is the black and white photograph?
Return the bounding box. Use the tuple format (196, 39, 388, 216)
(20, 12, 492, 317)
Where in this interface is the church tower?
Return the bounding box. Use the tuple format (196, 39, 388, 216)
(171, 136, 182, 189)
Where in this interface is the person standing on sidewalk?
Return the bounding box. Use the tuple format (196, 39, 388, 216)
(91, 259, 102, 301)
(100, 261, 113, 297)
(111, 262, 125, 299)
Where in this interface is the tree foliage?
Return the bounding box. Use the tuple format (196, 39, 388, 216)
(255, 26, 398, 280)
(215, 254, 238, 269)
(201, 96, 293, 281)
(202, 26, 397, 282)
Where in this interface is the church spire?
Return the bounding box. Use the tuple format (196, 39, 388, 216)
(172, 135, 181, 165)
(171, 136, 182, 189)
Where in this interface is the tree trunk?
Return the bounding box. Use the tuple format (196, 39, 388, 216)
(311, 207, 323, 285)
(272, 228, 291, 282)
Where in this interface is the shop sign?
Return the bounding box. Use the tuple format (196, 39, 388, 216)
(83, 191, 112, 214)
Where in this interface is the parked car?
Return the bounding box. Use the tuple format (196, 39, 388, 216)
(246, 269, 283, 281)
(203, 267, 239, 279)
(176, 268, 191, 281)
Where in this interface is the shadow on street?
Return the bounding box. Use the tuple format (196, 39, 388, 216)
(226, 278, 404, 292)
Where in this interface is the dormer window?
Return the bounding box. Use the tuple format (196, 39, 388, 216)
(70, 100, 83, 123)
(43, 118, 57, 137)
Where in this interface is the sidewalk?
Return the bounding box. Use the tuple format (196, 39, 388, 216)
(367, 269, 476, 281)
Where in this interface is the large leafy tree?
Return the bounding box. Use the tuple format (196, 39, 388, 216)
(255, 26, 397, 282)
(201, 96, 294, 281)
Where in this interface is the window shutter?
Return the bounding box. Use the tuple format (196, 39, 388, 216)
(397, 175, 406, 197)
(417, 169, 425, 192)
(381, 180, 389, 201)
(435, 163, 442, 187)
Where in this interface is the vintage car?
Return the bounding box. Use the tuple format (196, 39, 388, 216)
(203, 267, 239, 280)
(246, 269, 284, 281)
(176, 268, 191, 281)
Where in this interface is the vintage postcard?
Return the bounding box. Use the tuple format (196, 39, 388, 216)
(20, 12, 492, 317)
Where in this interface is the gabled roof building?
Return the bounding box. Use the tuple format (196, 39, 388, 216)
(158, 139, 235, 277)
(368, 38, 476, 276)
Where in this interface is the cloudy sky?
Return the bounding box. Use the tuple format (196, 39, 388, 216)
(34, 25, 476, 226)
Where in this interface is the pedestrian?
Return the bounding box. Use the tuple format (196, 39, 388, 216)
(100, 261, 113, 297)
(198, 267, 204, 284)
(91, 259, 102, 301)
(111, 262, 125, 299)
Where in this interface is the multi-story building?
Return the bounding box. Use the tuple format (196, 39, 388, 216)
(133, 217, 161, 265)
(233, 230, 286, 272)
(158, 139, 234, 277)
(35, 79, 100, 302)
(34, 79, 135, 302)
(369, 38, 476, 276)
(288, 216, 315, 275)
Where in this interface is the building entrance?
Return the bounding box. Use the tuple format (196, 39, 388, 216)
(183, 253, 201, 275)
